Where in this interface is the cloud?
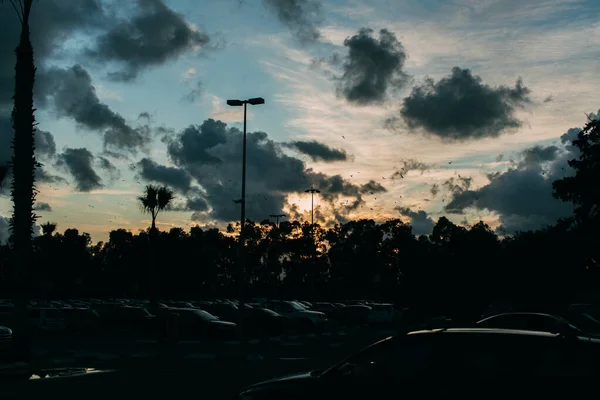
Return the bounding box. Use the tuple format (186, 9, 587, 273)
(335, 28, 409, 105)
(359, 179, 387, 194)
(396, 206, 434, 236)
(443, 125, 583, 233)
(284, 140, 350, 162)
(97, 156, 121, 181)
(0, 0, 107, 108)
(396, 67, 532, 141)
(35, 130, 57, 159)
(430, 183, 440, 197)
(165, 118, 371, 222)
(136, 157, 192, 193)
(391, 158, 430, 179)
(36, 167, 65, 184)
(261, 0, 323, 44)
(85, 0, 211, 81)
(56, 148, 103, 192)
(33, 202, 53, 212)
(182, 67, 197, 80)
(182, 80, 203, 103)
(38, 64, 152, 153)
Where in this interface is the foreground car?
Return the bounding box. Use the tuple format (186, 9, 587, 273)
(237, 328, 600, 399)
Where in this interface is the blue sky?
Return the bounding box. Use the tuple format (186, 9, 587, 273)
(0, 0, 598, 243)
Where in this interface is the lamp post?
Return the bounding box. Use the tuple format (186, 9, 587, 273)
(304, 186, 320, 300)
(304, 187, 321, 226)
(269, 213, 286, 227)
(227, 97, 264, 344)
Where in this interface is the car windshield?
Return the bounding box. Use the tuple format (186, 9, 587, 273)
(289, 301, 306, 311)
(191, 309, 218, 322)
(255, 308, 279, 317)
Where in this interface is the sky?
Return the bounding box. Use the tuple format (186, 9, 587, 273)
(0, 0, 599, 243)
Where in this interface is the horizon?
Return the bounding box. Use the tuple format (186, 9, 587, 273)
(0, 0, 599, 243)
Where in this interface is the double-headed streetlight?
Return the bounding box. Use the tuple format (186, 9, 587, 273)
(269, 213, 286, 227)
(304, 187, 321, 226)
(227, 97, 265, 343)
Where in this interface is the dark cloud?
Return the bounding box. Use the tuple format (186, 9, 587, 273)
(391, 158, 430, 179)
(56, 148, 102, 192)
(136, 157, 192, 193)
(442, 175, 473, 196)
(182, 80, 203, 103)
(397, 67, 532, 140)
(359, 180, 387, 194)
(97, 156, 121, 181)
(396, 207, 435, 236)
(35, 130, 56, 159)
(0, 118, 62, 193)
(430, 183, 440, 197)
(85, 0, 211, 81)
(262, 0, 322, 44)
(284, 140, 350, 162)
(166, 119, 369, 222)
(33, 202, 52, 212)
(36, 167, 65, 184)
(0, 0, 107, 108)
(38, 64, 152, 153)
(336, 28, 409, 105)
(443, 126, 582, 233)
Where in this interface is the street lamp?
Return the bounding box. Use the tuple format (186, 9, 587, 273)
(269, 213, 286, 227)
(227, 97, 265, 344)
(304, 187, 321, 226)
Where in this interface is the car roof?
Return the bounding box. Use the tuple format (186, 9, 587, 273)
(408, 327, 563, 338)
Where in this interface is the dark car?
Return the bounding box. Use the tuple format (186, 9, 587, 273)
(0, 325, 13, 361)
(237, 328, 600, 399)
(168, 307, 238, 339)
(244, 307, 288, 337)
(60, 307, 102, 333)
(204, 302, 239, 322)
(476, 312, 587, 336)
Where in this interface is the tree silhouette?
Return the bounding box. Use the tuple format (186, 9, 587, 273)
(138, 185, 175, 232)
(553, 117, 600, 223)
(3, 0, 37, 361)
(40, 221, 56, 236)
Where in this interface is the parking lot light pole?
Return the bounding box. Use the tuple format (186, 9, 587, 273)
(227, 97, 264, 345)
(269, 213, 286, 227)
(304, 187, 320, 226)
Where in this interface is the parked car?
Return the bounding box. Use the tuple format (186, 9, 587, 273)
(476, 312, 588, 336)
(167, 308, 238, 339)
(265, 301, 327, 331)
(335, 305, 371, 326)
(0, 325, 13, 361)
(237, 328, 600, 399)
(243, 307, 288, 337)
(60, 307, 102, 334)
(27, 308, 66, 334)
(367, 303, 395, 326)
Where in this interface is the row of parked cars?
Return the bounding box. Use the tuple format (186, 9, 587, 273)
(0, 298, 398, 345)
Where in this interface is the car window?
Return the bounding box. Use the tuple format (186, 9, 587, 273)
(380, 337, 435, 377)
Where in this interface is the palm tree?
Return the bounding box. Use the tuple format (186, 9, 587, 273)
(2, 0, 37, 361)
(138, 185, 175, 232)
(137, 185, 174, 311)
(40, 222, 56, 236)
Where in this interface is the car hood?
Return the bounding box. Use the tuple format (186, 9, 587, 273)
(240, 371, 315, 395)
(210, 320, 237, 328)
(0, 325, 12, 335)
(297, 310, 325, 317)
